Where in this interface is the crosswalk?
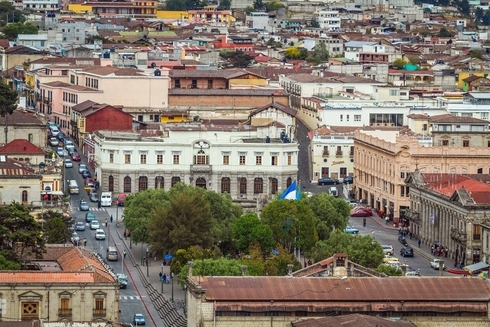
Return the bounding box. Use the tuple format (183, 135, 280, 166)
(76, 208, 107, 212)
(120, 295, 141, 301)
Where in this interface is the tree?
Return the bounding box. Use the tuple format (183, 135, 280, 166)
(376, 264, 403, 276)
(0, 82, 18, 143)
(219, 50, 254, 68)
(475, 7, 484, 23)
(178, 257, 244, 283)
(261, 200, 318, 253)
(0, 2, 25, 27)
(457, 0, 470, 16)
(437, 27, 451, 37)
(482, 10, 490, 25)
(299, 48, 309, 60)
(303, 193, 350, 240)
(170, 246, 216, 275)
(310, 18, 320, 28)
(45, 217, 71, 244)
(149, 187, 215, 254)
(219, 0, 231, 9)
(264, 0, 284, 12)
(1, 22, 38, 41)
(284, 47, 300, 59)
(245, 6, 254, 14)
(233, 213, 275, 255)
(253, 0, 264, 10)
(0, 254, 20, 270)
(123, 188, 169, 245)
(312, 42, 329, 62)
(0, 202, 45, 263)
(393, 58, 407, 69)
(469, 50, 484, 60)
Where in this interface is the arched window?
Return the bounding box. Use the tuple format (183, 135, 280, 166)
(155, 176, 164, 189)
(139, 176, 148, 191)
(271, 178, 278, 194)
(221, 177, 230, 193)
(28, 134, 33, 142)
(287, 177, 292, 188)
(123, 176, 131, 193)
(254, 178, 263, 194)
(239, 177, 247, 194)
(108, 175, 114, 192)
(171, 176, 180, 187)
(21, 190, 28, 205)
(196, 177, 206, 189)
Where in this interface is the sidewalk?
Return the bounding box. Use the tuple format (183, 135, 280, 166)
(108, 222, 187, 327)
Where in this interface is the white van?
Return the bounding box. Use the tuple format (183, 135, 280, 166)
(101, 192, 112, 207)
(69, 180, 79, 194)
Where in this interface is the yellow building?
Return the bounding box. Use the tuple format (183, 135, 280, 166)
(68, 3, 92, 13)
(156, 10, 189, 20)
(160, 110, 190, 123)
(457, 71, 490, 89)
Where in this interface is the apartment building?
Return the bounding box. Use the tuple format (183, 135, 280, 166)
(68, 0, 157, 18)
(317, 10, 341, 31)
(353, 121, 490, 222)
(92, 121, 298, 208)
(439, 92, 490, 120)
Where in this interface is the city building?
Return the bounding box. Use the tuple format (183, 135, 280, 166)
(0, 45, 45, 72)
(439, 92, 490, 120)
(405, 171, 490, 266)
(16, 34, 49, 50)
(0, 110, 47, 147)
(0, 139, 45, 166)
(187, 6, 234, 25)
(316, 10, 341, 32)
(0, 155, 41, 206)
(68, 0, 157, 18)
(0, 245, 119, 322)
(22, 0, 60, 11)
(168, 69, 267, 90)
(353, 122, 490, 222)
(91, 120, 298, 209)
(245, 12, 269, 30)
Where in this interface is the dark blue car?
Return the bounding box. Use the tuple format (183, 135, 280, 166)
(82, 170, 92, 179)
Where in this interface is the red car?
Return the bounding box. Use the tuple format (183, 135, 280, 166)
(350, 207, 372, 217)
(85, 178, 95, 188)
(71, 152, 81, 161)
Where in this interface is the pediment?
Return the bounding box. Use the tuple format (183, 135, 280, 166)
(18, 290, 43, 301)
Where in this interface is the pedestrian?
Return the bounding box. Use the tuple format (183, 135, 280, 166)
(110, 215, 113, 223)
(142, 256, 145, 266)
(123, 230, 127, 239)
(163, 273, 167, 283)
(123, 249, 127, 258)
(431, 245, 434, 255)
(385, 216, 389, 225)
(159, 272, 163, 281)
(98, 200, 101, 209)
(445, 246, 448, 258)
(127, 231, 131, 238)
(105, 218, 108, 227)
(371, 229, 375, 236)
(83, 238, 87, 247)
(363, 218, 366, 227)
(418, 239, 421, 248)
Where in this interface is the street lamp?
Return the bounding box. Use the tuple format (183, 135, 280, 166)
(161, 264, 164, 294)
(171, 272, 174, 302)
(146, 247, 149, 277)
(184, 284, 187, 316)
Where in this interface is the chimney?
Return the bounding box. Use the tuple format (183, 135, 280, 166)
(241, 265, 247, 276)
(188, 261, 194, 277)
(287, 264, 293, 275)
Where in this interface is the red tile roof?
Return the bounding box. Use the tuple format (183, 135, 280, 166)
(422, 173, 490, 204)
(0, 139, 44, 154)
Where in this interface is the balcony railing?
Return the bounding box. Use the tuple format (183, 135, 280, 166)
(93, 309, 106, 317)
(336, 151, 343, 157)
(404, 208, 420, 223)
(191, 165, 212, 173)
(323, 150, 329, 156)
(58, 309, 72, 317)
(450, 227, 467, 244)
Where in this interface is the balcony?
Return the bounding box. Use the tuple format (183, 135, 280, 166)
(450, 227, 467, 244)
(323, 150, 329, 156)
(335, 151, 343, 158)
(349, 153, 354, 158)
(404, 208, 420, 223)
(191, 165, 212, 174)
(93, 309, 106, 317)
(58, 309, 72, 318)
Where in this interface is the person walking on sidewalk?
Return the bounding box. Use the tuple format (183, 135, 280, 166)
(418, 239, 421, 248)
(110, 215, 113, 223)
(363, 218, 366, 227)
(159, 272, 163, 281)
(385, 216, 389, 225)
(123, 230, 127, 239)
(123, 249, 127, 259)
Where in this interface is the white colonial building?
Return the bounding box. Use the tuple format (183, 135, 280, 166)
(93, 119, 298, 206)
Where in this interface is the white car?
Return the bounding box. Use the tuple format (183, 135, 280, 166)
(95, 229, 106, 240)
(49, 137, 59, 146)
(50, 126, 60, 136)
(430, 258, 446, 270)
(64, 158, 73, 168)
(90, 220, 100, 230)
(382, 245, 394, 256)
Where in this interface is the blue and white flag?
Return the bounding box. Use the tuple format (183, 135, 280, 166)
(279, 180, 301, 200)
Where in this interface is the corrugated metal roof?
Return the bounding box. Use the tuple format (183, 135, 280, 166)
(195, 277, 490, 302)
(292, 314, 417, 327)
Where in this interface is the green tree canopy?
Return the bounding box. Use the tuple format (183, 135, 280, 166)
(393, 58, 407, 69)
(0, 254, 21, 270)
(45, 217, 71, 244)
(310, 18, 320, 28)
(303, 193, 350, 240)
(218, 0, 231, 9)
(0, 83, 18, 117)
(261, 200, 318, 252)
(264, 0, 285, 11)
(284, 47, 300, 59)
(437, 27, 452, 37)
(253, 0, 264, 10)
(2, 22, 38, 41)
(0, 2, 25, 27)
(219, 50, 254, 68)
(170, 246, 216, 275)
(149, 186, 215, 254)
(376, 264, 403, 276)
(233, 213, 275, 255)
(469, 49, 484, 60)
(0, 202, 45, 263)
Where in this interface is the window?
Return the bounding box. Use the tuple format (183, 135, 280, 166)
(221, 177, 230, 193)
(59, 298, 70, 316)
(239, 155, 246, 165)
(271, 154, 278, 166)
(271, 178, 278, 194)
(340, 114, 343, 122)
(21, 190, 28, 205)
(155, 176, 164, 189)
(400, 185, 405, 197)
(287, 153, 292, 165)
(157, 154, 163, 164)
(109, 152, 114, 163)
(287, 177, 292, 187)
(354, 115, 361, 122)
(173, 155, 180, 165)
(124, 176, 131, 193)
(28, 133, 33, 142)
(175, 79, 181, 88)
(194, 150, 209, 165)
(256, 155, 262, 165)
(140, 154, 147, 164)
(239, 177, 247, 194)
(223, 154, 229, 165)
(463, 140, 469, 147)
(346, 115, 349, 122)
(254, 178, 263, 194)
(139, 176, 148, 191)
(94, 297, 105, 316)
(389, 89, 398, 96)
(208, 80, 213, 89)
(339, 167, 347, 178)
(124, 154, 131, 164)
(171, 176, 180, 187)
(478, 168, 483, 174)
(108, 175, 114, 192)
(442, 140, 449, 146)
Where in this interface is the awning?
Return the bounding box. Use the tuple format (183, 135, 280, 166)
(464, 262, 489, 273)
(41, 191, 64, 195)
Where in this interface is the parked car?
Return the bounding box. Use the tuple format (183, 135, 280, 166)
(318, 177, 339, 185)
(50, 126, 60, 137)
(79, 200, 89, 211)
(117, 273, 128, 289)
(71, 152, 81, 161)
(382, 245, 395, 256)
(90, 220, 100, 230)
(400, 246, 414, 257)
(350, 207, 372, 217)
(85, 178, 95, 187)
(56, 147, 65, 157)
(70, 232, 80, 243)
(383, 256, 400, 264)
(90, 192, 99, 202)
(344, 226, 359, 234)
(78, 163, 87, 173)
(82, 170, 92, 179)
(64, 139, 74, 147)
(64, 158, 73, 168)
(133, 314, 146, 326)
(85, 212, 95, 222)
(95, 229, 106, 240)
(67, 147, 76, 155)
(117, 193, 127, 206)
(430, 258, 446, 270)
(75, 222, 85, 231)
(405, 270, 421, 277)
(49, 137, 59, 146)
(343, 176, 354, 184)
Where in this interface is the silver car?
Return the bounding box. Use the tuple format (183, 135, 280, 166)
(64, 158, 73, 168)
(78, 164, 87, 174)
(49, 137, 59, 146)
